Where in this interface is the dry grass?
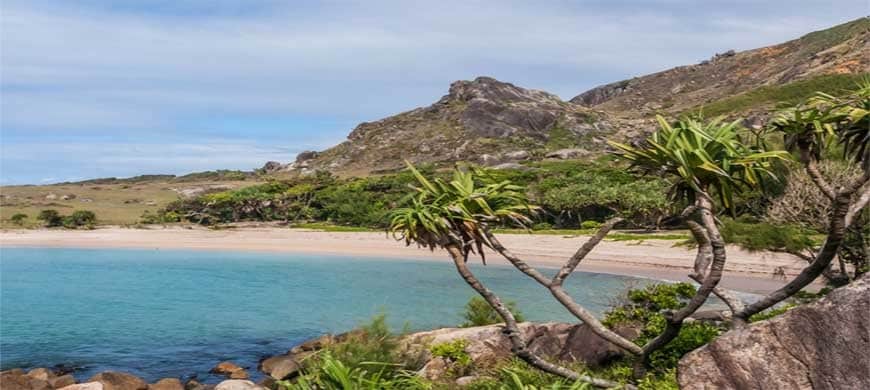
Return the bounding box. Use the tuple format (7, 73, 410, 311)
(0, 179, 259, 228)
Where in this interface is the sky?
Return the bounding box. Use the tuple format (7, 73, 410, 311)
(0, 1, 863, 184)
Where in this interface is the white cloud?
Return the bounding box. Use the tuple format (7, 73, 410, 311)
(0, 0, 864, 182)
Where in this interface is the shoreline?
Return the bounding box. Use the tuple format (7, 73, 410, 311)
(0, 226, 812, 294)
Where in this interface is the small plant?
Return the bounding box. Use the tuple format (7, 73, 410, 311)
(10, 213, 28, 226)
(580, 220, 602, 230)
(461, 296, 525, 327)
(37, 209, 63, 227)
(429, 339, 472, 367)
(603, 283, 722, 370)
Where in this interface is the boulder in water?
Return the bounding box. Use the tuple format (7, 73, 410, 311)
(147, 379, 183, 390)
(209, 362, 248, 380)
(58, 384, 104, 390)
(213, 380, 264, 390)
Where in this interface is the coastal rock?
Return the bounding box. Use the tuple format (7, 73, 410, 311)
(210, 362, 248, 380)
(504, 150, 530, 161)
(258, 354, 302, 380)
(26, 368, 55, 381)
(558, 323, 640, 368)
(1, 370, 52, 390)
(677, 274, 870, 390)
(147, 379, 183, 390)
(490, 163, 529, 171)
(402, 322, 571, 380)
(49, 375, 77, 389)
(87, 372, 148, 390)
(58, 383, 104, 390)
(182, 380, 211, 390)
(213, 380, 263, 390)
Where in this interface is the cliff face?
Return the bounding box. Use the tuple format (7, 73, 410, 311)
(271, 18, 870, 176)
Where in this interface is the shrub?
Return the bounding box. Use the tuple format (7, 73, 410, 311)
(63, 210, 97, 229)
(10, 213, 27, 226)
(580, 220, 602, 230)
(429, 339, 472, 376)
(460, 296, 525, 327)
(718, 217, 817, 254)
(603, 283, 722, 370)
(37, 209, 63, 227)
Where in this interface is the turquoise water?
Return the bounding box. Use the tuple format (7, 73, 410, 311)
(0, 248, 650, 382)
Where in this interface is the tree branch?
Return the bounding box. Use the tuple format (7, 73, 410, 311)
(845, 179, 870, 228)
(802, 151, 836, 201)
(444, 243, 627, 389)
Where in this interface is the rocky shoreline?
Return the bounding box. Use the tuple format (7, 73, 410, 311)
(1, 318, 671, 390)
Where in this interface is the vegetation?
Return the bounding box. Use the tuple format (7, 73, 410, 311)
(35, 209, 97, 229)
(698, 73, 868, 117)
(37, 209, 63, 227)
(602, 283, 722, 370)
(10, 213, 27, 226)
(461, 296, 525, 327)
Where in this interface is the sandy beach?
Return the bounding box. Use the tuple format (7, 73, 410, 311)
(0, 226, 814, 294)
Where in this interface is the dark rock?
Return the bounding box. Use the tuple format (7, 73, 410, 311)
(183, 380, 210, 390)
(87, 372, 148, 390)
(558, 324, 640, 368)
(260, 161, 285, 173)
(295, 151, 319, 162)
(255, 378, 275, 390)
(678, 274, 870, 390)
(147, 379, 183, 390)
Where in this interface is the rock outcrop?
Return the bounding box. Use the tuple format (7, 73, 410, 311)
(677, 274, 870, 390)
(87, 372, 148, 390)
(401, 322, 639, 380)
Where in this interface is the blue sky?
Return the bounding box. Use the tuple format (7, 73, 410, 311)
(0, 0, 862, 184)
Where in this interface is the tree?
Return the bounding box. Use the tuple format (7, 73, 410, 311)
(64, 210, 98, 229)
(609, 115, 788, 370)
(37, 209, 63, 227)
(10, 213, 28, 226)
(390, 112, 787, 384)
(389, 163, 623, 388)
(732, 82, 870, 324)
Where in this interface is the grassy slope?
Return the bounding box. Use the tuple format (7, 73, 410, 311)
(0, 179, 258, 228)
(696, 73, 869, 117)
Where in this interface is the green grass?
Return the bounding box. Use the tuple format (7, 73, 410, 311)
(696, 73, 869, 117)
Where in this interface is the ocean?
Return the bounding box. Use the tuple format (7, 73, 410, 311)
(0, 247, 652, 382)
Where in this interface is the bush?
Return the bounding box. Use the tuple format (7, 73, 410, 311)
(63, 210, 97, 229)
(603, 283, 722, 370)
(10, 213, 27, 226)
(460, 296, 525, 327)
(580, 220, 602, 230)
(37, 209, 63, 227)
(719, 217, 817, 254)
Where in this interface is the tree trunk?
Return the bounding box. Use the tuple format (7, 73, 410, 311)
(443, 243, 626, 389)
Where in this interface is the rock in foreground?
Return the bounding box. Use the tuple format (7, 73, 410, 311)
(678, 274, 870, 390)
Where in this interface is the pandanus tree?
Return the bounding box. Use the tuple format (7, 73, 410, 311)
(732, 82, 870, 324)
(390, 114, 786, 386)
(609, 115, 788, 367)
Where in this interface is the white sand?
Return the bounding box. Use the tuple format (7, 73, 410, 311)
(0, 226, 813, 294)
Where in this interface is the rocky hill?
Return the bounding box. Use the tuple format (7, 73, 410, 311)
(571, 17, 870, 116)
(268, 18, 870, 176)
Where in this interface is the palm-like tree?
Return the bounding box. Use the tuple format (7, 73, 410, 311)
(735, 83, 870, 323)
(609, 115, 788, 365)
(389, 163, 623, 389)
(389, 163, 535, 263)
(609, 115, 787, 211)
